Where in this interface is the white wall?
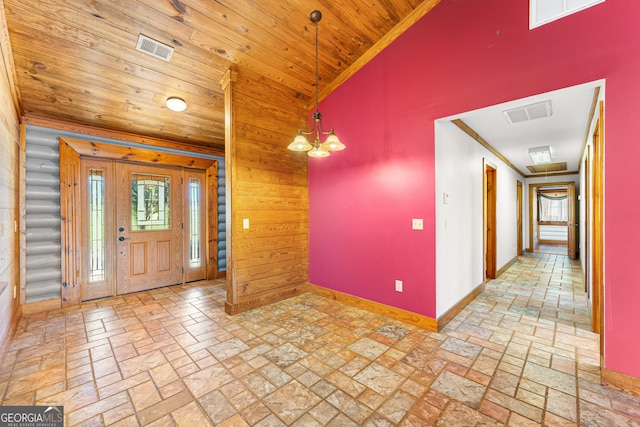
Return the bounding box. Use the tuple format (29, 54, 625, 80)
(435, 120, 522, 317)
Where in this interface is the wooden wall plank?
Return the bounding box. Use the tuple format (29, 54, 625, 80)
(224, 66, 309, 315)
(59, 141, 81, 306)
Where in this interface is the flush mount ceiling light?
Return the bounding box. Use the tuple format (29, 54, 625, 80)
(287, 10, 344, 158)
(528, 145, 552, 164)
(166, 97, 187, 112)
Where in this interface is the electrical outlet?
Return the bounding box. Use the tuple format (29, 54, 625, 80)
(412, 219, 423, 230)
(395, 280, 403, 292)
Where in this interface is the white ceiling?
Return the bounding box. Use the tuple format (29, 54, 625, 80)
(454, 80, 603, 176)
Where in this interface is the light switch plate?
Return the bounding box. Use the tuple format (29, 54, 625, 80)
(412, 218, 423, 230)
(243, 218, 250, 229)
(395, 280, 403, 292)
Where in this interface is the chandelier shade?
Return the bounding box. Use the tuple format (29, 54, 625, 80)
(288, 10, 344, 158)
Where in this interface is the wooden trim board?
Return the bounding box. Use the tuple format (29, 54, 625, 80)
(314, 0, 441, 108)
(437, 282, 486, 330)
(0, 299, 21, 369)
(602, 368, 640, 397)
(453, 119, 527, 178)
(22, 116, 225, 157)
(20, 299, 61, 315)
(309, 284, 438, 332)
(225, 284, 309, 315)
(496, 256, 518, 278)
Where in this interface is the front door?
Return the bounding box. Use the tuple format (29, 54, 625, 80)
(115, 162, 183, 294)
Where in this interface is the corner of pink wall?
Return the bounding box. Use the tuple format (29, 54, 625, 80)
(309, 0, 640, 379)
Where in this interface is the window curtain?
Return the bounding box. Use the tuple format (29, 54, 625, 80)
(537, 193, 568, 222)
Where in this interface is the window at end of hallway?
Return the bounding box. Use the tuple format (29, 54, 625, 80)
(530, 0, 605, 29)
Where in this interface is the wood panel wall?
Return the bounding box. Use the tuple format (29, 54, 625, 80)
(223, 67, 310, 314)
(0, 0, 22, 350)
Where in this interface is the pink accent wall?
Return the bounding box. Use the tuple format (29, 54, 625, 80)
(309, 0, 640, 378)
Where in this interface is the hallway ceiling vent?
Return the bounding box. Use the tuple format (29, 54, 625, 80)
(136, 34, 174, 62)
(503, 100, 553, 124)
(526, 162, 567, 173)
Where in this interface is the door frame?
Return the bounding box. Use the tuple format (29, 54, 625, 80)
(567, 182, 577, 259)
(60, 137, 221, 306)
(591, 102, 605, 355)
(517, 181, 523, 256)
(527, 181, 576, 254)
(484, 160, 497, 281)
(584, 146, 591, 295)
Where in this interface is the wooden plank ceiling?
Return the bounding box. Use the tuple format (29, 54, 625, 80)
(3, 0, 437, 152)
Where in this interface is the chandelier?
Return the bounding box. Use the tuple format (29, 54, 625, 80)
(287, 10, 345, 158)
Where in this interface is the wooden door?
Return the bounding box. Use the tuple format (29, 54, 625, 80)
(485, 163, 497, 280)
(517, 181, 523, 256)
(567, 182, 577, 259)
(115, 162, 183, 294)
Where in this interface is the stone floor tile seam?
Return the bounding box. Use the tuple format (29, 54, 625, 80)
(2, 264, 640, 426)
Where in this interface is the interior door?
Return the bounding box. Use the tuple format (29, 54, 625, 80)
(115, 162, 183, 294)
(567, 182, 577, 259)
(517, 181, 523, 256)
(485, 163, 497, 280)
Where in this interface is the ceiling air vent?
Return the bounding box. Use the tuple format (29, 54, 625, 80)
(503, 100, 552, 124)
(526, 162, 567, 174)
(136, 34, 174, 62)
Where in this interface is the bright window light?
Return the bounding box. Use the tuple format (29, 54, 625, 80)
(530, 0, 605, 29)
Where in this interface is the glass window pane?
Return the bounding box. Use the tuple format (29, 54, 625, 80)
(531, 0, 605, 28)
(189, 178, 201, 267)
(131, 173, 171, 231)
(89, 169, 105, 282)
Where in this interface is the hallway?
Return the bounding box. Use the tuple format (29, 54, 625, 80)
(0, 254, 638, 425)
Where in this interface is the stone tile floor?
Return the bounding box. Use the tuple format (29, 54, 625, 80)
(1, 253, 639, 426)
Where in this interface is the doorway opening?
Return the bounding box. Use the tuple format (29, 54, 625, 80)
(528, 182, 577, 258)
(59, 138, 222, 306)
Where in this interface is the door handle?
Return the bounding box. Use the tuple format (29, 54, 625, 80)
(118, 236, 128, 241)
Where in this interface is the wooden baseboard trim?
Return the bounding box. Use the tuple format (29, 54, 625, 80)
(225, 284, 309, 315)
(496, 256, 518, 277)
(309, 284, 438, 332)
(437, 282, 486, 330)
(602, 368, 640, 397)
(0, 303, 22, 368)
(21, 298, 61, 315)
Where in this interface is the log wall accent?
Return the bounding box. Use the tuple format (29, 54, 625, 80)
(0, 0, 22, 351)
(223, 67, 310, 314)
